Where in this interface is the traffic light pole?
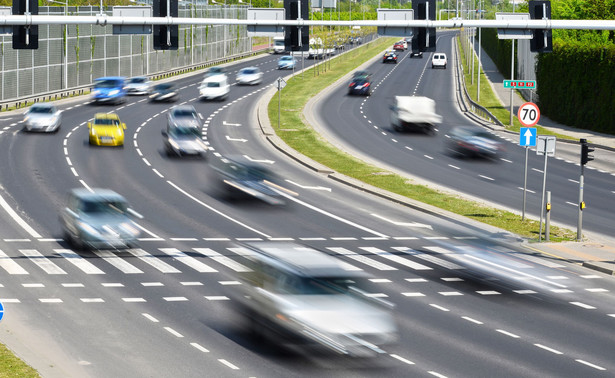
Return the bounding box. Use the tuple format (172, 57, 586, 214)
(577, 166, 584, 241)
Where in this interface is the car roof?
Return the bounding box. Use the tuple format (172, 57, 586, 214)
(93, 113, 120, 120)
(69, 188, 127, 202)
(95, 76, 125, 81)
(202, 75, 227, 83)
(30, 103, 55, 109)
(171, 105, 196, 113)
(243, 242, 366, 278)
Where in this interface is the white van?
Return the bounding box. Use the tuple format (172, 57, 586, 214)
(273, 36, 286, 54)
(199, 75, 230, 101)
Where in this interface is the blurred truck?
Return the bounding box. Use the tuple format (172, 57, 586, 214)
(390, 96, 442, 134)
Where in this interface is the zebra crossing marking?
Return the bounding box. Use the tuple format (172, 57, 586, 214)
(20, 249, 66, 274)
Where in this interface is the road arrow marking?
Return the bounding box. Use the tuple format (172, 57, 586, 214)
(243, 155, 275, 164)
(285, 180, 331, 192)
(223, 121, 242, 127)
(371, 214, 433, 229)
(225, 135, 248, 142)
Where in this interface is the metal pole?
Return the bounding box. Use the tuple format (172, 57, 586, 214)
(509, 39, 515, 127)
(545, 191, 551, 241)
(538, 151, 548, 241)
(277, 78, 281, 129)
(522, 145, 528, 220)
(477, 1, 482, 101)
(577, 166, 584, 241)
(65, 3, 68, 90)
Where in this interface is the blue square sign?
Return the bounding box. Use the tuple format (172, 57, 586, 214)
(519, 127, 537, 147)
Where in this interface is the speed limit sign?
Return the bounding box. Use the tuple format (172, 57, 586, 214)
(518, 102, 540, 127)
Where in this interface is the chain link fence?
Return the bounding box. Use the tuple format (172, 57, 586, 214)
(0, 5, 251, 104)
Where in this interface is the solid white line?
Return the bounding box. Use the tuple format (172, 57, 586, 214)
(0, 194, 42, 238)
(190, 343, 209, 353)
(575, 359, 606, 370)
(142, 313, 159, 323)
(218, 359, 239, 370)
(534, 344, 562, 354)
(496, 329, 520, 338)
(164, 327, 184, 338)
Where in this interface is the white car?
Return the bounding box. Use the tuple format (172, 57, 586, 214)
(199, 75, 230, 101)
(236, 67, 263, 85)
(125, 76, 152, 95)
(432, 53, 447, 69)
(23, 103, 62, 132)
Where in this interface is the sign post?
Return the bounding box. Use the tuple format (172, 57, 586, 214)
(519, 126, 537, 220)
(537, 135, 556, 241)
(276, 77, 287, 129)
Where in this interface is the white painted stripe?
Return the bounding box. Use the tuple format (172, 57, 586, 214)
(0, 250, 29, 275)
(40, 298, 63, 303)
(514, 290, 537, 294)
(194, 248, 251, 272)
(608, 314, 615, 318)
(585, 288, 608, 293)
(299, 237, 326, 241)
(331, 237, 357, 241)
(462, 316, 483, 325)
(534, 344, 563, 354)
(128, 248, 181, 273)
(327, 247, 397, 271)
(575, 360, 606, 370)
(429, 372, 448, 378)
(370, 278, 391, 283)
(181, 282, 203, 286)
(496, 329, 520, 338)
(0, 299, 20, 303)
(406, 250, 465, 270)
(390, 354, 415, 365)
(441, 277, 464, 282)
(54, 249, 105, 274)
(159, 248, 217, 273)
(423, 246, 453, 254)
(81, 298, 105, 303)
(551, 289, 573, 293)
(218, 359, 239, 370)
(581, 275, 602, 279)
(440, 292, 463, 296)
(169, 238, 198, 242)
(205, 296, 230, 301)
(62, 283, 84, 288)
(393, 236, 419, 240)
(4, 239, 31, 242)
(430, 304, 450, 312)
(20, 249, 66, 274)
(479, 175, 494, 181)
(203, 238, 231, 241)
(190, 343, 209, 353)
(122, 298, 146, 302)
(164, 297, 188, 302)
(219, 281, 241, 285)
(142, 313, 159, 322)
(360, 247, 432, 270)
(94, 250, 143, 274)
(23, 283, 44, 288)
(235, 238, 263, 242)
(477, 291, 501, 295)
(141, 282, 164, 287)
(462, 254, 567, 287)
(570, 301, 596, 309)
(38, 238, 63, 242)
(102, 283, 124, 287)
(405, 278, 428, 283)
(0, 194, 42, 238)
(164, 327, 184, 338)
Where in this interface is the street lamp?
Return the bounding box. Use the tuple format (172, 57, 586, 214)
(49, 0, 68, 90)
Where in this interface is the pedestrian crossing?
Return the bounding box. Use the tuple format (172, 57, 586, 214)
(0, 242, 574, 278)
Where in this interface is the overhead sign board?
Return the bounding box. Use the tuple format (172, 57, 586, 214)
(519, 127, 537, 147)
(537, 135, 556, 157)
(112, 6, 152, 35)
(311, 0, 337, 9)
(518, 102, 540, 127)
(377, 9, 414, 37)
(496, 12, 532, 39)
(504, 80, 536, 89)
(247, 8, 285, 37)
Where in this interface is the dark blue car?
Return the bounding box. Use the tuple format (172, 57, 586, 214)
(92, 76, 126, 105)
(348, 78, 371, 96)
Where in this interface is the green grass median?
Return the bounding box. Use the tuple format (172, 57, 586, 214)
(268, 36, 575, 242)
(0, 343, 39, 377)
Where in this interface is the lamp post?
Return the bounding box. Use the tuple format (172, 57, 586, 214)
(49, 0, 68, 90)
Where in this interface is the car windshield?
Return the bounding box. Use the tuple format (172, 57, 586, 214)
(30, 106, 54, 114)
(169, 126, 200, 138)
(277, 275, 366, 295)
(79, 199, 128, 215)
(94, 118, 120, 126)
(241, 69, 257, 75)
(173, 109, 197, 118)
(155, 84, 172, 91)
(206, 82, 220, 88)
(280, 56, 292, 61)
(352, 79, 369, 85)
(128, 77, 147, 84)
(95, 79, 122, 89)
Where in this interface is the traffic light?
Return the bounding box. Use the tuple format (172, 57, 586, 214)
(412, 0, 436, 53)
(580, 139, 594, 165)
(153, 0, 178, 50)
(12, 0, 38, 49)
(529, 0, 553, 53)
(284, 0, 309, 52)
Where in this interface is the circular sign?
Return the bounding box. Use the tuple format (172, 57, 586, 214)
(517, 102, 540, 127)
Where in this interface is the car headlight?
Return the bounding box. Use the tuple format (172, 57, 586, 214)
(109, 89, 120, 96)
(120, 222, 140, 236)
(169, 139, 180, 149)
(77, 221, 100, 237)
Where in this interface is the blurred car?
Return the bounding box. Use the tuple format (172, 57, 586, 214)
(23, 103, 62, 132)
(404, 36, 413, 46)
(210, 156, 296, 205)
(349, 35, 362, 44)
(352, 70, 372, 80)
(167, 105, 201, 129)
(199, 75, 230, 101)
(446, 126, 505, 159)
(410, 50, 423, 58)
(236, 67, 263, 85)
(393, 41, 405, 51)
(204, 66, 226, 79)
(234, 242, 398, 356)
(60, 188, 142, 250)
(88, 113, 126, 146)
(149, 83, 179, 102)
(382, 51, 398, 64)
(277, 55, 297, 70)
(348, 77, 371, 96)
(432, 53, 448, 69)
(125, 76, 152, 95)
(162, 124, 207, 158)
(91, 76, 126, 105)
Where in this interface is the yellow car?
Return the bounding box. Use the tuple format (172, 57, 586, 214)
(88, 113, 126, 146)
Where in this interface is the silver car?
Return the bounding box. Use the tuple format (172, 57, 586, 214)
(446, 126, 505, 159)
(60, 188, 142, 250)
(167, 105, 201, 129)
(125, 76, 152, 95)
(236, 67, 263, 85)
(234, 242, 399, 356)
(23, 103, 62, 132)
(162, 125, 207, 157)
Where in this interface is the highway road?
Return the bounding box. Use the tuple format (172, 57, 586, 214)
(315, 30, 615, 239)
(0, 37, 614, 377)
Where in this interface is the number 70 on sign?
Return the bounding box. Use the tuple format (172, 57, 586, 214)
(518, 102, 540, 127)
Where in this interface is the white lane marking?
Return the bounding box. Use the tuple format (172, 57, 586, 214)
(159, 248, 218, 273)
(514, 290, 538, 294)
(218, 359, 239, 370)
(142, 313, 159, 322)
(390, 354, 415, 365)
(568, 179, 579, 184)
(164, 327, 184, 338)
(40, 298, 63, 303)
(94, 250, 143, 274)
(405, 278, 428, 283)
(81, 298, 105, 303)
(371, 213, 433, 229)
(430, 304, 450, 312)
(448, 164, 460, 170)
(570, 301, 596, 309)
(0, 193, 42, 238)
(462, 316, 483, 325)
(219, 281, 241, 285)
(54, 249, 105, 274)
(4, 239, 31, 242)
(496, 329, 520, 338)
(518, 187, 536, 194)
(276, 192, 388, 238)
(394, 247, 464, 270)
(424, 155, 434, 160)
(205, 296, 230, 301)
(191, 343, 209, 353)
(285, 180, 331, 192)
(0, 250, 29, 274)
(581, 275, 602, 279)
(181, 282, 203, 286)
(223, 121, 241, 127)
(225, 135, 248, 142)
(439, 291, 463, 296)
(242, 155, 274, 164)
(23, 283, 44, 288)
(500, 158, 513, 163)
(163, 297, 189, 302)
(575, 360, 606, 371)
(133, 222, 163, 240)
(62, 283, 84, 288)
(102, 283, 124, 287)
(566, 201, 577, 207)
(534, 344, 563, 354)
(428, 372, 448, 378)
(532, 168, 543, 173)
(585, 288, 608, 293)
(479, 175, 494, 181)
(402, 292, 425, 297)
(128, 249, 181, 273)
(0, 299, 20, 303)
(141, 282, 164, 287)
(327, 247, 396, 271)
(167, 180, 271, 238)
(194, 248, 251, 272)
(20, 249, 66, 274)
(360, 247, 432, 270)
(122, 298, 146, 302)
